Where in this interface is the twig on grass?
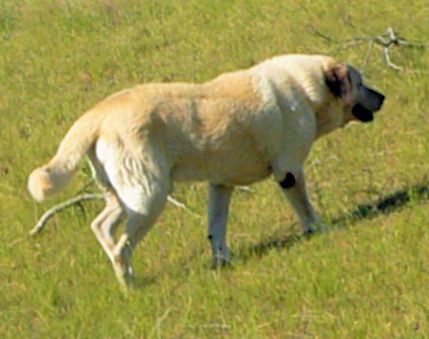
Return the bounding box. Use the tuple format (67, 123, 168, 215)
(309, 26, 427, 70)
(29, 193, 103, 236)
(30, 192, 200, 237)
(237, 185, 253, 193)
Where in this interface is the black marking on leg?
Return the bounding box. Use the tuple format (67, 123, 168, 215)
(208, 234, 213, 241)
(279, 172, 296, 189)
(304, 228, 316, 238)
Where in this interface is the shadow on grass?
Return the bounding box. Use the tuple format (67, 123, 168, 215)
(134, 183, 429, 286)
(238, 183, 429, 262)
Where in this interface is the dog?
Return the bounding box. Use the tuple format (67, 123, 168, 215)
(28, 54, 385, 287)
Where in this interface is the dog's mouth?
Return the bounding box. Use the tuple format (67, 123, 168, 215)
(352, 89, 385, 123)
(352, 103, 374, 123)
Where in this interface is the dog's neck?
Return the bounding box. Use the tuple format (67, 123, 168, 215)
(294, 66, 346, 139)
(314, 100, 345, 139)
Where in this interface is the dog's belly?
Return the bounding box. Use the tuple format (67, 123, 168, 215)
(171, 149, 272, 185)
(207, 158, 272, 185)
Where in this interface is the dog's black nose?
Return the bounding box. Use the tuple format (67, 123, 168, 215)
(378, 93, 385, 105)
(370, 89, 385, 108)
(367, 88, 385, 111)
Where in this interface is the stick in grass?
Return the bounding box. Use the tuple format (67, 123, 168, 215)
(309, 26, 427, 70)
(30, 193, 200, 236)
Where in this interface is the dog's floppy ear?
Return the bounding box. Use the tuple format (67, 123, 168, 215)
(325, 64, 352, 101)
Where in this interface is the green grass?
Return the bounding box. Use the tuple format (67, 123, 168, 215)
(1, 0, 429, 337)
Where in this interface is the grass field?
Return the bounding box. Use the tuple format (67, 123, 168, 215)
(1, 0, 429, 337)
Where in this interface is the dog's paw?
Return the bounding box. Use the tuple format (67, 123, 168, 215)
(113, 257, 135, 291)
(211, 249, 231, 268)
(304, 221, 328, 236)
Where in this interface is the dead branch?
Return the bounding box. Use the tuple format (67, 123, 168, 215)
(30, 193, 200, 237)
(165, 196, 202, 218)
(237, 186, 253, 193)
(309, 26, 427, 70)
(29, 181, 258, 237)
(29, 193, 103, 236)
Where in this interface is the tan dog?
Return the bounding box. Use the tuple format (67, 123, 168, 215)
(28, 54, 385, 287)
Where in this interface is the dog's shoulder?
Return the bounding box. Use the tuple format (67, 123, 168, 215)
(248, 54, 343, 113)
(203, 70, 262, 107)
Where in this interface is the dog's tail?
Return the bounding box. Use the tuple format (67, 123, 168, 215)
(28, 110, 102, 202)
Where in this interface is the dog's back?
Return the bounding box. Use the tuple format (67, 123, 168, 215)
(91, 71, 272, 185)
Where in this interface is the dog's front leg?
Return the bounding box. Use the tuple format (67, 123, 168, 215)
(208, 183, 233, 267)
(278, 168, 325, 234)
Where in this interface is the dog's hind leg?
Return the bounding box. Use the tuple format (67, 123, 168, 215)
(94, 136, 172, 287)
(110, 167, 171, 288)
(87, 148, 124, 262)
(208, 184, 233, 267)
(90, 191, 124, 263)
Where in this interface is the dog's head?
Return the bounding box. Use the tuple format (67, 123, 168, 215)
(324, 62, 385, 125)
